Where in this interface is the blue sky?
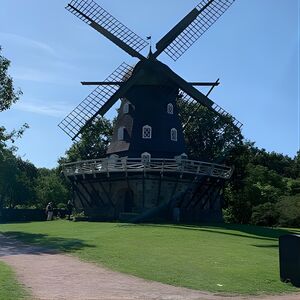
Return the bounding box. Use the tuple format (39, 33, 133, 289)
(0, 0, 299, 168)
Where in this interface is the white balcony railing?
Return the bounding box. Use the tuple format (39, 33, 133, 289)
(63, 157, 233, 180)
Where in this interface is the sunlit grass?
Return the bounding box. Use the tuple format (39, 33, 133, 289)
(0, 261, 29, 300)
(0, 221, 298, 295)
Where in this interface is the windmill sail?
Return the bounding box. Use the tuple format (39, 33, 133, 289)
(66, 0, 149, 59)
(178, 90, 243, 130)
(153, 62, 242, 129)
(58, 62, 134, 140)
(155, 0, 235, 61)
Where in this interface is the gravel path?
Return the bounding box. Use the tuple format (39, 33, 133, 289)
(0, 234, 299, 300)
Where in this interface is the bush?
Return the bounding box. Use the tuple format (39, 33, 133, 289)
(57, 202, 66, 209)
(0, 208, 46, 222)
(250, 202, 279, 226)
(276, 194, 300, 227)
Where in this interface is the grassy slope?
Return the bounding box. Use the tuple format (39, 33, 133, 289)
(0, 221, 298, 295)
(0, 261, 29, 300)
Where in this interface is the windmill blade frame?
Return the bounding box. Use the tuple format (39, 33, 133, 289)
(58, 62, 134, 140)
(178, 90, 243, 130)
(154, 0, 235, 61)
(153, 62, 242, 129)
(66, 0, 149, 59)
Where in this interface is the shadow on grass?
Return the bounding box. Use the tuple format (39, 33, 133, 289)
(0, 231, 95, 257)
(120, 223, 297, 242)
(251, 244, 279, 248)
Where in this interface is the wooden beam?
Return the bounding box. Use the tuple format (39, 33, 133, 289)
(81, 81, 220, 87)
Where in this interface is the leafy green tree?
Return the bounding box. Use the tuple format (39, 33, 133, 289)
(35, 168, 70, 209)
(223, 142, 290, 224)
(0, 124, 29, 157)
(250, 202, 279, 226)
(223, 185, 253, 224)
(178, 101, 243, 161)
(59, 117, 113, 164)
(0, 152, 37, 208)
(276, 194, 300, 227)
(0, 46, 22, 112)
(244, 164, 287, 204)
(250, 149, 295, 178)
(0, 46, 31, 212)
(286, 178, 300, 195)
(0, 47, 28, 156)
(294, 151, 300, 178)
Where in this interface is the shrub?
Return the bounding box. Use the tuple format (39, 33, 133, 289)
(250, 202, 279, 226)
(57, 202, 66, 209)
(276, 194, 300, 227)
(0, 208, 46, 222)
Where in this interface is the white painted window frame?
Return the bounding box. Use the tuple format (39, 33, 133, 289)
(171, 128, 178, 141)
(142, 125, 152, 139)
(141, 152, 151, 164)
(123, 102, 130, 114)
(118, 126, 125, 141)
(167, 103, 174, 114)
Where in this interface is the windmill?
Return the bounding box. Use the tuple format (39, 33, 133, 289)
(60, 0, 242, 222)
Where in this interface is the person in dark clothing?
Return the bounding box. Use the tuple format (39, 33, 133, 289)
(66, 200, 73, 220)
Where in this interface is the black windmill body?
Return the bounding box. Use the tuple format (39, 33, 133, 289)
(107, 60, 186, 159)
(60, 0, 243, 222)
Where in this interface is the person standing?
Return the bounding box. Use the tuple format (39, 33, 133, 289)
(66, 200, 73, 220)
(46, 202, 54, 221)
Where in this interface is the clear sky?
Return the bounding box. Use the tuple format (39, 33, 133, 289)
(0, 0, 299, 168)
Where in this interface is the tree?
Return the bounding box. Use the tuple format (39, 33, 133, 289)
(0, 151, 37, 208)
(276, 194, 300, 227)
(294, 151, 300, 178)
(286, 178, 300, 195)
(0, 124, 29, 155)
(0, 46, 28, 155)
(0, 47, 22, 112)
(223, 142, 292, 224)
(244, 164, 287, 204)
(177, 101, 243, 162)
(250, 149, 295, 178)
(59, 117, 113, 164)
(250, 202, 279, 227)
(0, 47, 31, 212)
(35, 168, 70, 209)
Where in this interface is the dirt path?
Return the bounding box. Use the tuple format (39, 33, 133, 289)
(0, 234, 299, 300)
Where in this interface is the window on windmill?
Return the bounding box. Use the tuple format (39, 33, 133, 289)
(142, 125, 152, 139)
(123, 102, 130, 114)
(141, 152, 151, 164)
(171, 128, 177, 141)
(118, 127, 125, 141)
(167, 103, 174, 114)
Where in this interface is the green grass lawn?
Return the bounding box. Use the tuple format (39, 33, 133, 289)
(0, 221, 298, 295)
(0, 261, 29, 300)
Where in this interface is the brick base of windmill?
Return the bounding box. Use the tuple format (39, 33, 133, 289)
(64, 155, 232, 223)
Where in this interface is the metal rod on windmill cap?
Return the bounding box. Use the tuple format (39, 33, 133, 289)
(80, 81, 220, 86)
(206, 79, 220, 97)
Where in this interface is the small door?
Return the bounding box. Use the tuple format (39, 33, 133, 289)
(124, 189, 134, 213)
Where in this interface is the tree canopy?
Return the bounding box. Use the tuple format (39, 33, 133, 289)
(59, 117, 113, 164)
(177, 99, 243, 162)
(0, 47, 22, 112)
